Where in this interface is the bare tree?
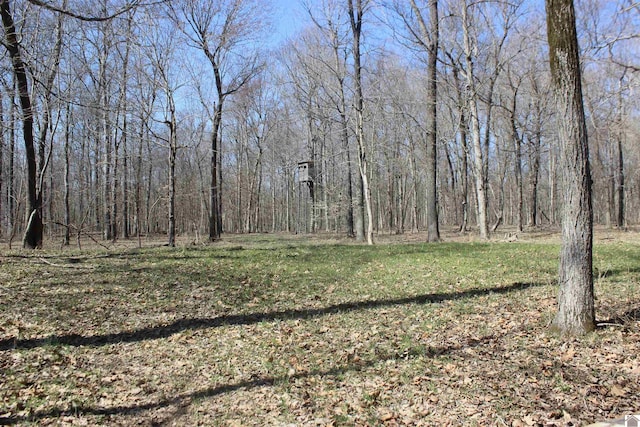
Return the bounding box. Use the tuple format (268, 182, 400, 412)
(546, 0, 595, 335)
(459, 1, 489, 239)
(392, 0, 440, 241)
(348, 0, 373, 245)
(1, 0, 42, 248)
(304, 0, 357, 238)
(1, 0, 145, 249)
(169, 0, 265, 241)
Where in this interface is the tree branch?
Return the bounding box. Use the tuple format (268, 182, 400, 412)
(26, 0, 164, 22)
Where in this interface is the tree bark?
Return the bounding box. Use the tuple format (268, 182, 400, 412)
(546, 0, 595, 335)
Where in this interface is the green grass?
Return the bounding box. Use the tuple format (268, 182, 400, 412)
(0, 235, 639, 425)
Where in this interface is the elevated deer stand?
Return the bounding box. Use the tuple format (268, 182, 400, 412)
(297, 161, 315, 233)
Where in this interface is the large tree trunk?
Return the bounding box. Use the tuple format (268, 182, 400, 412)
(425, 0, 440, 242)
(461, 3, 489, 240)
(546, 0, 595, 335)
(1, 0, 42, 248)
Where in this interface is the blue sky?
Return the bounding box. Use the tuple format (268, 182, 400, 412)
(269, 0, 307, 46)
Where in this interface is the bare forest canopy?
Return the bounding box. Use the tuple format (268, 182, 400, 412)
(0, 0, 638, 247)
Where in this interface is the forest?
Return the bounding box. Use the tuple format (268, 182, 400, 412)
(1, 1, 640, 424)
(0, 0, 637, 249)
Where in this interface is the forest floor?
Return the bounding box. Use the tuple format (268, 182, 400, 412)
(0, 228, 639, 426)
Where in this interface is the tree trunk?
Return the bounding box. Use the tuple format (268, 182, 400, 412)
(145, 138, 152, 235)
(425, 0, 440, 242)
(136, 122, 144, 247)
(209, 100, 223, 240)
(348, 0, 373, 245)
(322, 141, 329, 232)
(0, 91, 4, 238)
(100, 46, 112, 241)
(409, 136, 420, 233)
(123, 123, 129, 239)
(254, 145, 263, 232)
(546, 0, 595, 335)
(343, 122, 355, 237)
(451, 65, 469, 234)
(327, 17, 356, 238)
(271, 155, 277, 232)
(119, 13, 133, 240)
(527, 114, 542, 228)
(616, 79, 625, 228)
(461, 3, 489, 240)
(64, 103, 71, 246)
(8, 83, 15, 240)
(510, 86, 524, 233)
(616, 136, 624, 228)
(549, 150, 557, 224)
(168, 115, 177, 247)
(1, 0, 42, 248)
(337, 64, 355, 237)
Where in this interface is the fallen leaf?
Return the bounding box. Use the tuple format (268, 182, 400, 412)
(610, 384, 626, 397)
(561, 347, 575, 362)
(379, 410, 394, 422)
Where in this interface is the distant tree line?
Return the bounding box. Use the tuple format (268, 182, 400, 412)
(0, 0, 638, 249)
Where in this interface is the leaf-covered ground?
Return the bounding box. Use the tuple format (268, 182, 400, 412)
(0, 232, 639, 426)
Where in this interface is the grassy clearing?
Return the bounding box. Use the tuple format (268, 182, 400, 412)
(0, 233, 639, 426)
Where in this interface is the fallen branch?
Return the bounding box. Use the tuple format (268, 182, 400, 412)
(37, 257, 96, 269)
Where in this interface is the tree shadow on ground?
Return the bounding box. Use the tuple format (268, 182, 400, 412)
(0, 331, 504, 425)
(0, 281, 542, 351)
